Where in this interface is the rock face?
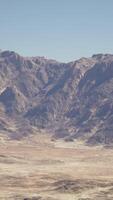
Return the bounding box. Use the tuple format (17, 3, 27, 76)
(0, 50, 113, 145)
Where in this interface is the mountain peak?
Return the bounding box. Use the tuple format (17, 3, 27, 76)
(0, 50, 17, 57)
(92, 53, 113, 60)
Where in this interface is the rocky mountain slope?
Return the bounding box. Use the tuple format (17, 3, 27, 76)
(0, 50, 113, 145)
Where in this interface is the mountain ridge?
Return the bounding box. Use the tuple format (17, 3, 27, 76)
(0, 50, 113, 145)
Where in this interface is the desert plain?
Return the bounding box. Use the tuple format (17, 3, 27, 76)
(0, 134, 113, 200)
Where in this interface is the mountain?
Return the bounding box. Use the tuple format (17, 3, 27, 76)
(0, 50, 113, 145)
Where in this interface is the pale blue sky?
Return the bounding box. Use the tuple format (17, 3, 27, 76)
(0, 0, 113, 62)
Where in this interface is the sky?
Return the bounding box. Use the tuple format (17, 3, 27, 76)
(0, 0, 113, 62)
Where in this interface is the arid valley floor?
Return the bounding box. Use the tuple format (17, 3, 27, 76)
(0, 134, 113, 200)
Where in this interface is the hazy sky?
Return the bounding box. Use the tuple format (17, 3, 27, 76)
(0, 0, 113, 62)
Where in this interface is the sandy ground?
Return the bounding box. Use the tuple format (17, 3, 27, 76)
(0, 134, 113, 199)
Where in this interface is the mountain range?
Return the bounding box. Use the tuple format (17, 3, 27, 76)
(0, 50, 113, 145)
